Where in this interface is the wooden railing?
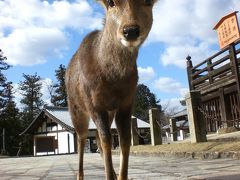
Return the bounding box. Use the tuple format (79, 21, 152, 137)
(187, 39, 240, 95)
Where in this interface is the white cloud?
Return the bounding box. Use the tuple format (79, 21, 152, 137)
(154, 77, 181, 93)
(179, 88, 189, 98)
(150, 0, 239, 44)
(160, 42, 216, 68)
(0, 0, 101, 31)
(148, 0, 240, 68)
(138, 66, 156, 83)
(0, 0, 102, 66)
(154, 77, 188, 97)
(1, 27, 68, 66)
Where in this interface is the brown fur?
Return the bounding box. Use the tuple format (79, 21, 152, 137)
(65, 0, 156, 179)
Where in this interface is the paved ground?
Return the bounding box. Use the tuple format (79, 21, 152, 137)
(0, 154, 239, 180)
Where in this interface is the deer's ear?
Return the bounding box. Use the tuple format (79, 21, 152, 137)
(97, 0, 107, 8)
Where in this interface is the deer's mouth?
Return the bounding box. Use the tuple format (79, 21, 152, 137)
(120, 38, 142, 48)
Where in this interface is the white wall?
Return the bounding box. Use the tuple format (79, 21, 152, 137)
(34, 131, 75, 156)
(58, 131, 75, 154)
(177, 130, 186, 141)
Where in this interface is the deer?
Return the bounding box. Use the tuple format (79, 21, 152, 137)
(65, 0, 157, 179)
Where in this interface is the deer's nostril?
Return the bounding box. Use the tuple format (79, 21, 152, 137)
(123, 26, 140, 41)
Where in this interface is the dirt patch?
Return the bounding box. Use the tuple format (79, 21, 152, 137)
(113, 131, 240, 159)
(124, 131, 240, 159)
(217, 127, 239, 134)
(130, 141, 240, 154)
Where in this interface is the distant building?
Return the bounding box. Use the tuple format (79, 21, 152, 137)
(171, 109, 188, 121)
(162, 109, 189, 141)
(21, 106, 150, 156)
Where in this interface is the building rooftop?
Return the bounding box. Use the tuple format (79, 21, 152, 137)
(21, 106, 150, 135)
(162, 120, 189, 130)
(171, 109, 187, 118)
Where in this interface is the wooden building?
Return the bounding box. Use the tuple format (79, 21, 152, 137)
(187, 39, 240, 132)
(21, 106, 150, 156)
(163, 109, 189, 141)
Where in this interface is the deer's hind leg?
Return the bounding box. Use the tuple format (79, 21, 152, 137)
(69, 107, 89, 180)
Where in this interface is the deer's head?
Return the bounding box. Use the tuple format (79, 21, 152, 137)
(99, 0, 157, 48)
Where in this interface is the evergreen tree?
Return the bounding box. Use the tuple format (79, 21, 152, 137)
(0, 49, 11, 114)
(19, 73, 43, 128)
(0, 83, 21, 155)
(51, 64, 68, 107)
(133, 84, 162, 122)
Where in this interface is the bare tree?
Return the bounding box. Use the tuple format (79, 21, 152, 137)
(162, 100, 183, 123)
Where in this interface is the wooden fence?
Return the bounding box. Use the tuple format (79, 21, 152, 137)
(187, 40, 240, 132)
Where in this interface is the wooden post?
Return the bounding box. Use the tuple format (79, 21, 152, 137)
(186, 55, 194, 90)
(207, 59, 213, 84)
(169, 118, 177, 141)
(186, 91, 207, 143)
(67, 133, 70, 153)
(219, 88, 232, 128)
(1, 128, 6, 155)
(57, 124, 59, 154)
(33, 136, 36, 156)
(74, 132, 77, 153)
(149, 108, 162, 146)
(131, 117, 139, 146)
(230, 43, 240, 96)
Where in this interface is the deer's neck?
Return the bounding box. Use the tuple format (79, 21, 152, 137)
(97, 27, 138, 78)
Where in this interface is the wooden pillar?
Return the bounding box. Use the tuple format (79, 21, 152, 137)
(131, 117, 139, 146)
(186, 91, 207, 143)
(219, 88, 232, 128)
(56, 124, 59, 154)
(207, 59, 213, 84)
(149, 108, 162, 146)
(230, 43, 240, 96)
(74, 132, 78, 153)
(1, 128, 6, 155)
(229, 43, 239, 128)
(67, 133, 70, 153)
(169, 118, 177, 141)
(186, 55, 194, 90)
(33, 136, 36, 156)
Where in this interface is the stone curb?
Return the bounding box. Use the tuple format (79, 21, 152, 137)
(113, 151, 240, 160)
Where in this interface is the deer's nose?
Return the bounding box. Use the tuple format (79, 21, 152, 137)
(123, 25, 140, 41)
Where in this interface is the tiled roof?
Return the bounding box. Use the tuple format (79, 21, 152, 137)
(162, 120, 189, 130)
(171, 109, 187, 118)
(45, 107, 73, 129)
(46, 106, 150, 130)
(21, 106, 150, 135)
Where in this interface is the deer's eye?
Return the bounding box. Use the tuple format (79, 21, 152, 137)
(144, 0, 152, 6)
(107, 0, 115, 7)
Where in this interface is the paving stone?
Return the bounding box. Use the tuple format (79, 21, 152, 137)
(0, 154, 240, 179)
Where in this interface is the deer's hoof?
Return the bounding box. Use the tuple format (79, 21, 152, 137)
(77, 173, 84, 180)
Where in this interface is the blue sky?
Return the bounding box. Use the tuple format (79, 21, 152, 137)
(0, 0, 240, 112)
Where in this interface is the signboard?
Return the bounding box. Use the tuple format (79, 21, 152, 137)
(214, 11, 240, 49)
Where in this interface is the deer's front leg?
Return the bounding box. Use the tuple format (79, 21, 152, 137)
(92, 110, 116, 180)
(115, 106, 132, 180)
(77, 137, 86, 180)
